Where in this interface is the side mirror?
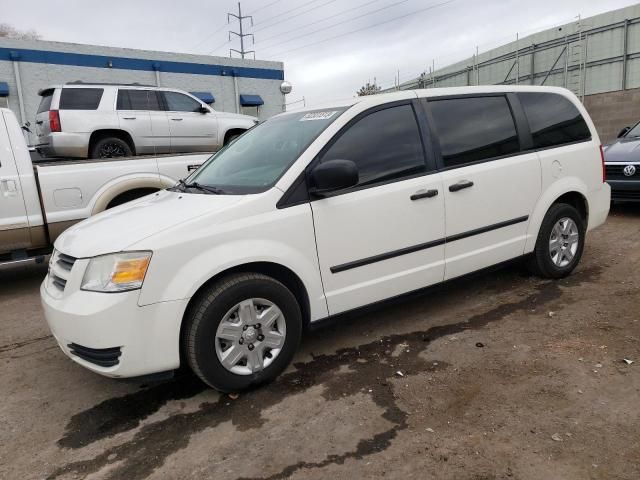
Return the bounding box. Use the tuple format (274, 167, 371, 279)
(618, 126, 631, 138)
(309, 159, 358, 196)
(198, 105, 209, 114)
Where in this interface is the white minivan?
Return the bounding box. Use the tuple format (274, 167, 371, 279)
(41, 86, 610, 391)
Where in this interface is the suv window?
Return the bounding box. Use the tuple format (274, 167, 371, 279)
(319, 104, 426, 188)
(164, 91, 203, 112)
(59, 88, 103, 110)
(117, 90, 162, 111)
(517, 92, 591, 149)
(429, 96, 520, 168)
(37, 91, 53, 113)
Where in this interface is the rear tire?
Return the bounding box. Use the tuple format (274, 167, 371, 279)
(528, 203, 585, 279)
(183, 273, 302, 392)
(91, 137, 133, 159)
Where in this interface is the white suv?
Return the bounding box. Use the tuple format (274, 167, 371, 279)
(34, 83, 258, 158)
(41, 86, 610, 392)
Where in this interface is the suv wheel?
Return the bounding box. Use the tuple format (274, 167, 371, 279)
(224, 131, 243, 145)
(183, 273, 302, 392)
(91, 137, 133, 159)
(528, 203, 585, 279)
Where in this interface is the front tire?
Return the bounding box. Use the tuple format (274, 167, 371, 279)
(528, 203, 585, 279)
(183, 273, 302, 392)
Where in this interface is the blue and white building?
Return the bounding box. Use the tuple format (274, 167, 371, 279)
(0, 37, 287, 141)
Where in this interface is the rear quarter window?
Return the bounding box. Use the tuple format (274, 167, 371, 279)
(37, 91, 54, 113)
(517, 92, 591, 149)
(59, 88, 104, 110)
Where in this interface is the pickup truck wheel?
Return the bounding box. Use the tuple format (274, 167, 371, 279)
(91, 137, 132, 159)
(528, 203, 585, 279)
(184, 273, 302, 392)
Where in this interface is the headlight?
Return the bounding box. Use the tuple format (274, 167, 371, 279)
(81, 251, 152, 293)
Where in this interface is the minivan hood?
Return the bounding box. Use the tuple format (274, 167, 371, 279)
(603, 137, 640, 162)
(55, 190, 245, 258)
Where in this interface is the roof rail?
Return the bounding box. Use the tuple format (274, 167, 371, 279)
(64, 81, 156, 87)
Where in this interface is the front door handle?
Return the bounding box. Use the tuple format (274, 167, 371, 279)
(410, 189, 438, 200)
(122, 117, 136, 120)
(449, 180, 474, 192)
(171, 118, 184, 121)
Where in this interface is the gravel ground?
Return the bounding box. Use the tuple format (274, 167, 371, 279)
(0, 205, 638, 480)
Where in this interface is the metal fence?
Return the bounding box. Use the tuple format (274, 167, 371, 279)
(395, 8, 640, 101)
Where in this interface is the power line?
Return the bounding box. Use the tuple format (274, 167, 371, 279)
(257, 0, 381, 46)
(208, 38, 232, 55)
(190, 0, 283, 54)
(267, 0, 457, 57)
(252, 0, 324, 30)
(248, 0, 284, 15)
(253, 0, 339, 35)
(190, 22, 232, 52)
(259, 0, 409, 52)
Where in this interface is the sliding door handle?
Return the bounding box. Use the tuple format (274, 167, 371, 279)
(122, 117, 137, 120)
(449, 180, 474, 192)
(410, 189, 438, 200)
(171, 118, 184, 121)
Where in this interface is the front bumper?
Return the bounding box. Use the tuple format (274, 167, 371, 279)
(607, 179, 640, 202)
(40, 259, 189, 378)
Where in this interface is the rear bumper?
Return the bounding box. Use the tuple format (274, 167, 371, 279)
(38, 132, 90, 158)
(607, 179, 640, 202)
(588, 183, 610, 231)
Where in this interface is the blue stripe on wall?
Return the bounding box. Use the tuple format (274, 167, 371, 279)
(0, 47, 284, 81)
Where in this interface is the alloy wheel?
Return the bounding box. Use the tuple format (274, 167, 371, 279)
(549, 217, 579, 267)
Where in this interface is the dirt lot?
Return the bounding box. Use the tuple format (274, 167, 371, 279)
(1, 205, 639, 480)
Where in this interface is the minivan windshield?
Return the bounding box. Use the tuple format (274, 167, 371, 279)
(183, 108, 346, 194)
(625, 122, 640, 138)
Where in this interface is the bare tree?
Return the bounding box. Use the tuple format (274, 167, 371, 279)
(356, 81, 382, 96)
(0, 23, 41, 40)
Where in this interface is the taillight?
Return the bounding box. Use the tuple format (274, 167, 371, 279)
(49, 110, 61, 132)
(599, 145, 606, 182)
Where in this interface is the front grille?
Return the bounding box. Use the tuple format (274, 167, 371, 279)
(56, 253, 77, 271)
(606, 164, 626, 176)
(51, 274, 67, 290)
(606, 163, 639, 180)
(68, 343, 122, 367)
(611, 190, 640, 201)
(49, 251, 77, 293)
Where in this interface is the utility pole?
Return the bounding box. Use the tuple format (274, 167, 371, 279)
(515, 32, 519, 85)
(228, 2, 254, 59)
(432, 59, 436, 87)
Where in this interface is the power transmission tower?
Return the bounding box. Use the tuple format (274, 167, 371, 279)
(228, 2, 255, 59)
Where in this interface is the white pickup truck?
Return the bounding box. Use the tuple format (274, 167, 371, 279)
(0, 108, 210, 264)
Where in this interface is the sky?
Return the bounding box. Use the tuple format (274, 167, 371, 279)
(1, 0, 638, 107)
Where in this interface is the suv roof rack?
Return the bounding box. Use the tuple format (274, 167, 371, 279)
(64, 81, 156, 87)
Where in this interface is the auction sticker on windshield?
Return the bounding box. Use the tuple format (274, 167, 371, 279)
(300, 111, 338, 121)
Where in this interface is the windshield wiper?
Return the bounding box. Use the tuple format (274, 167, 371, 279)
(169, 178, 188, 192)
(185, 182, 226, 195)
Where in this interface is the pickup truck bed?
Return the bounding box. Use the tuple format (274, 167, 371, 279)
(0, 108, 211, 263)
